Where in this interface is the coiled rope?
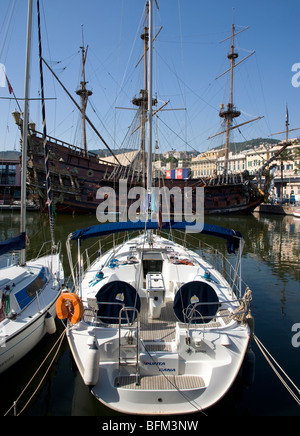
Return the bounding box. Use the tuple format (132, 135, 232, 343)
(231, 288, 253, 323)
(253, 334, 300, 406)
(4, 328, 66, 416)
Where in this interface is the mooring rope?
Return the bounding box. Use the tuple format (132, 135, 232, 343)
(4, 328, 66, 416)
(253, 334, 300, 406)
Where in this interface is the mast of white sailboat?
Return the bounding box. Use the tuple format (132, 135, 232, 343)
(132, 13, 149, 187)
(147, 0, 153, 193)
(141, 19, 149, 188)
(20, 0, 33, 265)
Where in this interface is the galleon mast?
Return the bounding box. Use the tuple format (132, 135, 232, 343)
(219, 13, 241, 173)
(76, 27, 93, 157)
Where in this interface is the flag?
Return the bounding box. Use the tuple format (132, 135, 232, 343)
(5, 74, 13, 94)
(286, 104, 289, 125)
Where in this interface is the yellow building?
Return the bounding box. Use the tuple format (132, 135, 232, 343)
(191, 149, 224, 178)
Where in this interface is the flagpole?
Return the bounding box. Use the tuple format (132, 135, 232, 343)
(285, 104, 289, 142)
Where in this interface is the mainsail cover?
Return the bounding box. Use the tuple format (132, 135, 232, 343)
(69, 221, 242, 254)
(96, 280, 141, 324)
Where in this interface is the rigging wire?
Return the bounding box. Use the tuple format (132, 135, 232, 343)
(0, 0, 17, 63)
(116, 8, 145, 108)
(156, 113, 199, 154)
(115, 0, 125, 149)
(177, 0, 187, 150)
(37, 0, 55, 247)
(155, 49, 219, 114)
(254, 54, 273, 137)
(40, 1, 57, 136)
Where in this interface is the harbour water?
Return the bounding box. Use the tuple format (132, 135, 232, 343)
(0, 210, 299, 416)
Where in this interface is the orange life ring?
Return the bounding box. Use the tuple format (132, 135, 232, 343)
(56, 292, 84, 324)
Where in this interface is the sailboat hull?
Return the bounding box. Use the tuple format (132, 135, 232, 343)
(0, 294, 58, 374)
(0, 254, 64, 374)
(68, 314, 249, 415)
(65, 230, 252, 415)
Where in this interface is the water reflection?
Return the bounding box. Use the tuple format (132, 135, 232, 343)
(206, 213, 300, 282)
(248, 214, 299, 282)
(0, 210, 299, 416)
(1, 210, 299, 283)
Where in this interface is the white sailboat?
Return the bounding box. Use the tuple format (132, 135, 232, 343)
(60, 0, 253, 414)
(0, 0, 64, 374)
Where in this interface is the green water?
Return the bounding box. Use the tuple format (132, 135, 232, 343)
(0, 210, 299, 416)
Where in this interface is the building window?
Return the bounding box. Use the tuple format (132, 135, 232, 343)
(8, 165, 16, 185)
(0, 163, 17, 185)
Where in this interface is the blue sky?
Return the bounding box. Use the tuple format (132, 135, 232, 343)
(0, 0, 299, 155)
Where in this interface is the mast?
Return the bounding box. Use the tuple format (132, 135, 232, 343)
(76, 27, 93, 157)
(268, 106, 300, 200)
(282, 105, 289, 201)
(147, 0, 153, 193)
(132, 24, 149, 187)
(219, 10, 241, 173)
(132, 7, 149, 187)
(132, 1, 157, 187)
(20, 0, 33, 265)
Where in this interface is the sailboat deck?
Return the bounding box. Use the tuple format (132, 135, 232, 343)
(115, 374, 205, 390)
(140, 298, 177, 342)
(114, 300, 232, 392)
(84, 296, 232, 344)
(139, 298, 232, 344)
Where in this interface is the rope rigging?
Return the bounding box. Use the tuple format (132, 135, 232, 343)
(37, 0, 55, 248)
(253, 334, 300, 407)
(3, 328, 66, 416)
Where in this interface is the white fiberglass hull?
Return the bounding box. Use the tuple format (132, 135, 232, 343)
(66, 232, 251, 415)
(0, 253, 64, 373)
(0, 297, 58, 373)
(68, 323, 249, 415)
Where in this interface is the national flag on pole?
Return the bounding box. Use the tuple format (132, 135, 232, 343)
(5, 74, 13, 94)
(285, 104, 289, 126)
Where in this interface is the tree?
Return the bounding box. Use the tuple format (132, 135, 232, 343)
(279, 149, 293, 200)
(293, 147, 300, 174)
